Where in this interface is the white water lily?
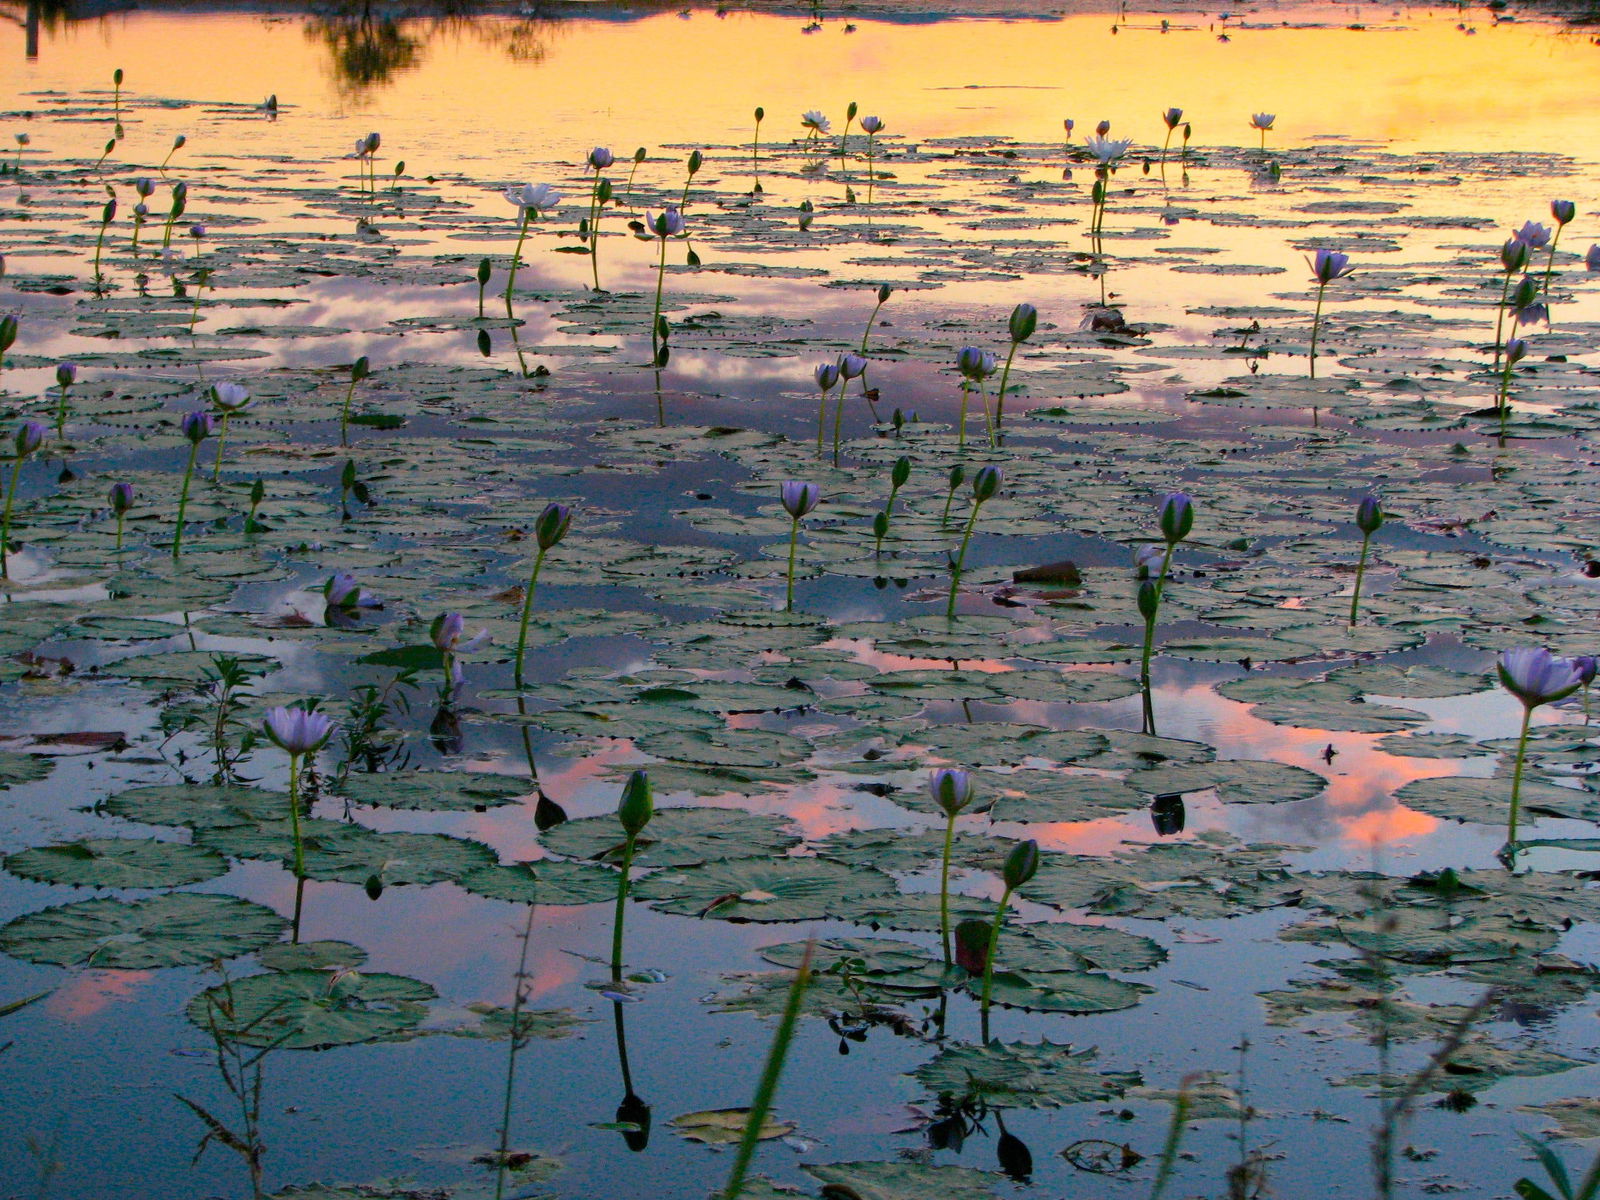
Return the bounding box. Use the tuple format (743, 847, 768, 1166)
(505, 182, 561, 213)
(800, 110, 831, 135)
(1084, 135, 1134, 165)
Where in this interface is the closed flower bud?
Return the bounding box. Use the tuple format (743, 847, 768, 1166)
(1136, 578, 1161, 621)
(1356, 495, 1383, 535)
(477, 257, 492, 285)
(55, 362, 77, 388)
(534, 502, 572, 550)
(588, 146, 614, 170)
(13, 420, 45, 458)
(1551, 199, 1576, 226)
(780, 480, 821, 519)
(948, 463, 966, 490)
(180, 410, 212, 443)
(618, 769, 653, 836)
(877, 283, 892, 303)
(1158, 492, 1193, 544)
(838, 352, 868, 380)
(891, 456, 911, 488)
(814, 360, 840, 391)
(972, 465, 1002, 503)
(351, 355, 370, 383)
(929, 767, 973, 817)
(1502, 237, 1531, 272)
(108, 481, 135, 513)
(1002, 839, 1040, 889)
(1008, 303, 1038, 343)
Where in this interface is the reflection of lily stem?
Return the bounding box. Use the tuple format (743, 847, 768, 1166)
(172, 440, 200, 560)
(939, 811, 958, 964)
(512, 545, 549, 688)
(721, 941, 813, 1200)
(1495, 315, 1525, 429)
(1308, 279, 1329, 379)
(977, 881, 1018, 1038)
(1348, 530, 1373, 627)
(493, 904, 538, 1200)
(945, 494, 987, 620)
(0, 455, 23, 579)
(865, 133, 876, 205)
(504, 208, 531, 319)
(1504, 704, 1534, 854)
(784, 516, 802, 612)
(610, 831, 638, 983)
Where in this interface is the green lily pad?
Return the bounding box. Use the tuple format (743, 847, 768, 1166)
(335, 771, 530, 813)
(3, 838, 227, 889)
(457, 860, 620, 906)
(187, 968, 435, 1049)
(637, 857, 897, 922)
(913, 1040, 1140, 1109)
(539, 807, 800, 869)
(0, 893, 287, 969)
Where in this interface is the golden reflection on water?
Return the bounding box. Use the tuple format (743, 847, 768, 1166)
(7, 6, 1600, 154)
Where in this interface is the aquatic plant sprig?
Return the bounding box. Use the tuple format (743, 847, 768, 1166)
(262, 705, 335, 914)
(780, 481, 820, 612)
(159, 133, 186, 175)
(1138, 492, 1193, 730)
(513, 502, 573, 687)
(208, 381, 250, 479)
(800, 110, 830, 144)
(838, 100, 858, 172)
(978, 838, 1040, 1037)
(1543, 200, 1576, 308)
(1497, 647, 1584, 861)
(171, 410, 212, 561)
(610, 770, 653, 982)
(108, 482, 134, 553)
(188, 267, 211, 332)
(621, 146, 647, 212)
(940, 463, 966, 529)
(584, 147, 613, 289)
(860, 283, 891, 353)
(1493, 236, 1532, 369)
(53, 363, 76, 439)
(431, 611, 487, 703)
(503, 182, 561, 318)
(339, 356, 369, 447)
(946, 465, 1001, 620)
(994, 303, 1036, 437)
(475, 257, 492, 319)
(1306, 248, 1353, 379)
(720, 939, 812, 1200)
(0, 421, 45, 579)
(930, 768, 973, 965)
(1348, 495, 1383, 627)
(751, 107, 764, 192)
(1160, 106, 1183, 159)
(0, 314, 13, 376)
(161, 181, 187, 250)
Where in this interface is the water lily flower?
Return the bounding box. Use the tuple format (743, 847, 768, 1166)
(506, 182, 561, 214)
(431, 611, 488, 694)
(838, 352, 868, 381)
(1308, 248, 1353, 284)
(1501, 237, 1532, 273)
(800, 110, 831, 137)
(1095, 119, 1111, 136)
(1551, 199, 1576, 227)
(55, 363, 76, 388)
(134, 177, 156, 199)
(210, 381, 250, 412)
(264, 705, 335, 756)
(647, 206, 686, 238)
(1251, 112, 1275, 131)
(108, 481, 134, 551)
(181, 410, 213, 443)
(956, 347, 996, 380)
(0, 420, 45, 578)
(859, 115, 884, 134)
(1162, 107, 1183, 129)
(780, 480, 821, 519)
(323, 572, 374, 612)
(814, 360, 841, 392)
(1084, 134, 1133, 165)
(588, 146, 614, 170)
(12, 421, 43, 458)
(1588, 245, 1600, 272)
(1513, 220, 1552, 251)
(1498, 647, 1585, 855)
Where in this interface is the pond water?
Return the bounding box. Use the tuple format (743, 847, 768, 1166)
(3, 3, 1600, 1199)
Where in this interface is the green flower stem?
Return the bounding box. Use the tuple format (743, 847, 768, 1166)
(994, 340, 1020, 438)
(945, 496, 986, 620)
(504, 208, 531, 319)
(939, 812, 958, 964)
(865, 136, 876, 205)
(977, 883, 1016, 1035)
(957, 380, 970, 449)
(339, 377, 359, 448)
(114, 511, 125, 553)
(172, 441, 200, 560)
(1308, 281, 1327, 379)
(1506, 704, 1534, 851)
(650, 235, 668, 360)
(1348, 532, 1372, 627)
(1492, 267, 1514, 369)
(860, 296, 885, 353)
(721, 941, 813, 1200)
(940, 479, 958, 529)
(213, 413, 230, 481)
(610, 833, 638, 983)
(623, 159, 642, 213)
(55, 385, 70, 440)
(287, 752, 306, 882)
(784, 518, 800, 612)
(1541, 231, 1562, 314)
(93, 220, 111, 281)
(1, 455, 22, 579)
(512, 545, 549, 687)
(815, 383, 831, 456)
(1138, 548, 1176, 683)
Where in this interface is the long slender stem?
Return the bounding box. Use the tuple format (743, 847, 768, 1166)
(946, 499, 983, 620)
(957, 380, 970, 449)
(831, 383, 846, 466)
(172, 442, 199, 560)
(650, 235, 668, 360)
(1506, 704, 1533, 851)
(504, 208, 531, 319)
(978, 884, 1015, 1038)
(0, 456, 21, 579)
(939, 813, 957, 964)
(785, 519, 800, 612)
(115, 511, 125, 554)
(995, 341, 1019, 439)
(1348, 533, 1372, 627)
(513, 545, 549, 687)
(1139, 549, 1176, 683)
(287, 752, 305, 881)
(494, 904, 538, 1200)
(815, 384, 831, 456)
(340, 378, 358, 447)
(1492, 268, 1513, 369)
(1541, 231, 1562, 303)
(1308, 282, 1327, 379)
(610, 834, 637, 983)
(721, 942, 813, 1200)
(213, 412, 230, 482)
(56, 385, 70, 440)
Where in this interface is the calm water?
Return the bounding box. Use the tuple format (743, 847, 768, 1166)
(2, 4, 1600, 1199)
